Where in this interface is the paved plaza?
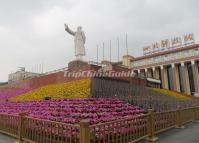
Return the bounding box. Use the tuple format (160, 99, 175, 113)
(141, 122, 199, 143)
(0, 133, 16, 143)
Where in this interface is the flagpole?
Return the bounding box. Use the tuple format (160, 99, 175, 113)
(97, 45, 99, 64)
(103, 42, 105, 61)
(126, 33, 128, 55)
(110, 40, 112, 62)
(117, 37, 119, 62)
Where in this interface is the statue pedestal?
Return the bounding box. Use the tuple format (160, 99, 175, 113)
(68, 60, 88, 70)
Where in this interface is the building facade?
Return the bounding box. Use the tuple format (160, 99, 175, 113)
(128, 44, 199, 95)
(8, 68, 42, 84)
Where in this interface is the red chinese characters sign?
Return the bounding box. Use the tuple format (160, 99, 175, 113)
(143, 33, 195, 55)
(184, 34, 194, 45)
(161, 39, 170, 51)
(171, 37, 182, 48)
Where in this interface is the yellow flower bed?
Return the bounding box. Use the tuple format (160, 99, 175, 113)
(150, 88, 191, 100)
(10, 79, 91, 102)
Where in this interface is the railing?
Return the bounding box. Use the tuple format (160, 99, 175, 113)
(0, 106, 199, 143)
(0, 113, 19, 138)
(23, 117, 79, 143)
(154, 110, 176, 134)
(44, 67, 68, 75)
(181, 107, 195, 124)
(90, 114, 148, 143)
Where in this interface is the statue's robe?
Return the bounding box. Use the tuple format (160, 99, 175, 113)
(74, 30, 86, 57)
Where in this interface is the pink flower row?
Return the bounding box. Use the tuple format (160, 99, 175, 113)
(0, 98, 145, 124)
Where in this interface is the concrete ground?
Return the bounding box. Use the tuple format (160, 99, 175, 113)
(140, 122, 199, 143)
(0, 133, 17, 143)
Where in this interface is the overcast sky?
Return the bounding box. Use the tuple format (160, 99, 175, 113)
(0, 0, 199, 82)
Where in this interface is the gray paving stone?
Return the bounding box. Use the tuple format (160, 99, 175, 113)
(140, 122, 199, 143)
(0, 133, 17, 143)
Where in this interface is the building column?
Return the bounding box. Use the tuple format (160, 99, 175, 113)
(138, 69, 140, 77)
(144, 68, 147, 78)
(181, 62, 191, 95)
(145, 68, 148, 78)
(172, 64, 181, 92)
(160, 65, 168, 89)
(152, 67, 156, 79)
(191, 61, 199, 93)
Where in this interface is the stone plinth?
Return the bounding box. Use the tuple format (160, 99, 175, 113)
(68, 60, 88, 70)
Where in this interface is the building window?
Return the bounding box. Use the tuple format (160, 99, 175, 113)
(164, 55, 168, 61)
(194, 49, 199, 56)
(184, 51, 189, 57)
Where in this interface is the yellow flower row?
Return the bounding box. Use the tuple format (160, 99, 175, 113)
(10, 79, 91, 102)
(150, 88, 191, 100)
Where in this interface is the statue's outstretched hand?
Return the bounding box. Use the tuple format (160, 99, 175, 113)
(64, 24, 75, 36)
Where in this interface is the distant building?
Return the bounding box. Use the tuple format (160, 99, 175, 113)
(8, 67, 42, 83)
(122, 55, 134, 68)
(122, 43, 199, 95)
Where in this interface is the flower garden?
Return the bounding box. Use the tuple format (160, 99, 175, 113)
(0, 77, 199, 143)
(150, 88, 192, 100)
(0, 98, 144, 124)
(9, 79, 91, 102)
(0, 87, 33, 102)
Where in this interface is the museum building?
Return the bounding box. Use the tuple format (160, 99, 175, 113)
(124, 34, 199, 95)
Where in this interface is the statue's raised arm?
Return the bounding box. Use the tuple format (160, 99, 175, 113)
(64, 24, 76, 36)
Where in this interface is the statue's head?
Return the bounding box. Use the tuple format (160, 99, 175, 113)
(77, 26, 82, 31)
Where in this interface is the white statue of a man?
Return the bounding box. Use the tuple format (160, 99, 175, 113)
(64, 24, 86, 60)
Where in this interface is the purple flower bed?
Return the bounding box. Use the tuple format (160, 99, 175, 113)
(0, 87, 34, 101)
(0, 98, 145, 124)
